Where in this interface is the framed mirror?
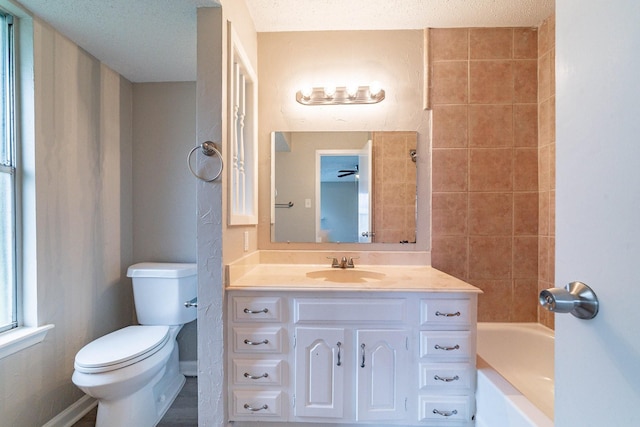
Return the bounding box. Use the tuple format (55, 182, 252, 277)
(271, 131, 417, 244)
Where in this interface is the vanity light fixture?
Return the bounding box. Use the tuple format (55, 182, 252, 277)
(296, 82, 385, 106)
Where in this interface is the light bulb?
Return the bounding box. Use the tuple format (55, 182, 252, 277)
(346, 84, 359, 98)
(300, 85, 313, 99)
(324, 84, 336, 98)
(369, 81, 382, 98)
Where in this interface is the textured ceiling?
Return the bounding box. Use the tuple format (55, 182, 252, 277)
(17, 0, 554, 83)
(246, 0, 555, 32)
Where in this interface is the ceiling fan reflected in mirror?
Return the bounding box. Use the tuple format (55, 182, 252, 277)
(338, 164, 358, 178)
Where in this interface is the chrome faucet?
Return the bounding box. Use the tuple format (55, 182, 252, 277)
(328, 256, 357, 268)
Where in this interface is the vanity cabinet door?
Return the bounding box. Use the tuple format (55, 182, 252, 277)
(294, 327, 346, 419)
(356, 329, 409, 422)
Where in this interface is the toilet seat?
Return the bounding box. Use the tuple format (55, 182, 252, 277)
(74, 325, 170, 374)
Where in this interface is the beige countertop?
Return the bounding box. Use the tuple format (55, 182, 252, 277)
(226, 264, 481, 293)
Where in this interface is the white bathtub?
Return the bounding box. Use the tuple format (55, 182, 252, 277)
(475, 323, 554, 427)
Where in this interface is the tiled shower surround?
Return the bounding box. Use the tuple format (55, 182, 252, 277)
(430, 18, 555, 327)
(537, 15, 556, 329)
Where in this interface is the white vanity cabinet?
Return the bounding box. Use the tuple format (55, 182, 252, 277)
(292, 297, 410, 423)
(417, 297, 477, 424)
(227, 290, 477, 427)
(228, 295, 289, 421)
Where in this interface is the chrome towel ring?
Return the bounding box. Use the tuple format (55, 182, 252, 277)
(187, 141, 223, 182)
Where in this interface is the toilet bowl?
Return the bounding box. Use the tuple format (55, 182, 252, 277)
(72, 263, 197, 427)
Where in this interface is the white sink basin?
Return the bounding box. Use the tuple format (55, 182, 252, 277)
(305, 269, 386, 283)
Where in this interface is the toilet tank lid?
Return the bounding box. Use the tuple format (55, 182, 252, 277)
(127, 262, 197, 278)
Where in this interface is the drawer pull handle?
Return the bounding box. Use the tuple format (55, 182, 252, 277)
(434, 344, 460, 351)
(244, 403, 268, 412)
(360, 343, 366, 368)
(433, 409, 458, 417)
(434, 375, 460, 382)
(435, 311, 461, 317)
(244, 372, 269, 380)
(244, 339, 269, 345)
(337, 342, 342, 366)
(244, 308, 269, 314)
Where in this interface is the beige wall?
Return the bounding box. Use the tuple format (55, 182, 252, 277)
(430, 27, 540, 322)
(132, 82, 197, 264)
(132, 82, 198, 362)
(257, 30, 430, 252)
(537, 14, 555, 329)
(0, 16, 134, 426)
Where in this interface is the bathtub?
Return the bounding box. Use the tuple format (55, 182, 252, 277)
(475, 323, 554, 427)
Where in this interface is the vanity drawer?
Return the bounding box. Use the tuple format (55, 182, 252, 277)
(419, 363, 474, 390)
(419, 331, 472, 359)
(418, 395, 473, 422)
(232, 359, 284, 386)
(233, 327, 284, 353)
(420, 298, 471, 327)
(233, 296, 284, 322)
(232, 390, 285, 420)
(294, 298, 406, 323)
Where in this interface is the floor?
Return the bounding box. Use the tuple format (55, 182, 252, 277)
(72, 376, 198, 427)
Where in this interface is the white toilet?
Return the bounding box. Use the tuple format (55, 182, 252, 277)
(72, 262, 197, 427)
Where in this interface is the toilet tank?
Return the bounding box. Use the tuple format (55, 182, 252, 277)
(127, 262, 197, 325)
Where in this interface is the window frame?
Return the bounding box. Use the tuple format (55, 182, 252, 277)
(0, 3, 53, 360)
(0, 9, 17, 335)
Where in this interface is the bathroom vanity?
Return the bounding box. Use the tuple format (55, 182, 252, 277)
(226, 263, 480, 427)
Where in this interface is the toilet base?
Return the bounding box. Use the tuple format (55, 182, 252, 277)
(94, 343, 186, 427)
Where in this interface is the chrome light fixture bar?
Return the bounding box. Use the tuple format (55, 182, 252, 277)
(296, 84, 385, 106)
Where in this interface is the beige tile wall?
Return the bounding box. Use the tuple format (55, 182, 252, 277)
(430, 27, 540, 322)
(538, 15, 556, 329)
(372, 131, 418, 244)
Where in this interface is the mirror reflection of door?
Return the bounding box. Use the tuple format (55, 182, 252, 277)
(316, 145, 372, 243)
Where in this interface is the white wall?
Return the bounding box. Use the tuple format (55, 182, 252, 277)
(132, 82, 198, 362)
(197, 1, 258, 425)
(0, 16, 134, 426)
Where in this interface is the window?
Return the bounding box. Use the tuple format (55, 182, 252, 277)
(0, 11, 16, 334)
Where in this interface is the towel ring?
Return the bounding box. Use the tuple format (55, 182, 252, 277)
(187, 141, 223, 182)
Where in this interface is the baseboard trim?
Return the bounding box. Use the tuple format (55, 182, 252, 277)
(180, 359, 197, 377)
(43, 395, 97, 427)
